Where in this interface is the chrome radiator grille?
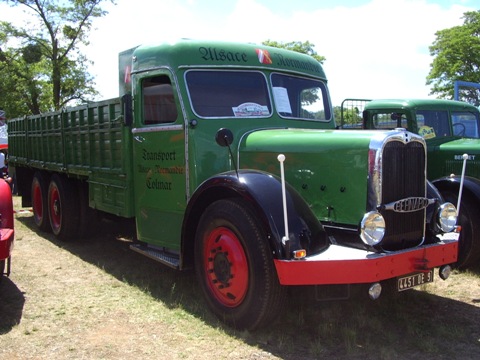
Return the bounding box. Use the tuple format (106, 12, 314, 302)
(379, 140, 426, 250)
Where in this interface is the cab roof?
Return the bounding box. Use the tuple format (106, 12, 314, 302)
(130, 39, 327, 80)
(365, 98, 479, 112)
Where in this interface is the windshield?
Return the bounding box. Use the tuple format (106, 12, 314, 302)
(416, 110, 450, 138)
(451, 111, 480, 138)
(415, 109, 480, 139)
(271, 73, 330, 120)
(185, 70, 330, 120)
(186, 70, 271, 118)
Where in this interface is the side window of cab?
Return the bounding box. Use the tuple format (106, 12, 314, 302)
(142, 75, 178, 125)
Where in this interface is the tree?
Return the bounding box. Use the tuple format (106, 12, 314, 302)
(0, 0, 113, 117)
(262, 40, 326, 64)
(263, 40, 327, 118)
(427, 10, 480, 105)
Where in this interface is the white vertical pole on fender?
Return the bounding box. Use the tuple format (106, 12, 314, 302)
(277, 154, 289, 244)
(457, 153, 468, 215)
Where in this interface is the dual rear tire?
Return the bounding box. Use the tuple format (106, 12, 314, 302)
(31, 172, 81, 241)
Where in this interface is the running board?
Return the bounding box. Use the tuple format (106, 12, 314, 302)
(130, 243, 180, 269)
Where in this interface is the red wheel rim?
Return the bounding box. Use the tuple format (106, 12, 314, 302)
(204, 227, 249, 307)
(32, 181, 43, 220)
(49, 185, 61, 230)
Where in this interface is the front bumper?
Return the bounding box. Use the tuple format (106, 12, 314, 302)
(274, 233, 458, 285)
(0, 228, 14, 260)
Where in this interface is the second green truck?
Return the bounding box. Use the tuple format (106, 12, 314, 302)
(341, 98, 480, 268)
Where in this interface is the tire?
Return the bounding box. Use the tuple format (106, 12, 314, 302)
(194, 198, 286, 330)
(48, 174, 80, 241)
(443, 191, 480, 269)
(0, 259, 5, 283)
(31, 171, 51, 232)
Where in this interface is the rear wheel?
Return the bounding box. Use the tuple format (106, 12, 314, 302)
(48, 174, 80, 241)
(443, 191, 480, 268)
(194, 198, 286, 330)
(31, 172, 51, 232)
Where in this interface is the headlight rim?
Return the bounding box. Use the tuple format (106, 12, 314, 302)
(437, 202, 457, 233)
(360, 211, 386, 246)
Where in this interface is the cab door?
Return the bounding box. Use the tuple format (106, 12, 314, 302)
(132, 72, 186, 249)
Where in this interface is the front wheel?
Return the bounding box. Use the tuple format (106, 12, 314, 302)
(194, 198, 286, 330)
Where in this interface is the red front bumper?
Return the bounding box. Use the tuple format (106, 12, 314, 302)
(274, 235, 458, 286)
(0, 228, 14, 261)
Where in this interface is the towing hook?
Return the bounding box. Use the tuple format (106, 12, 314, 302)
(439, 265, 452, 280)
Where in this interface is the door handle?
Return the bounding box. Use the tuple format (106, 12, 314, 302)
(134, 135, 145, 143)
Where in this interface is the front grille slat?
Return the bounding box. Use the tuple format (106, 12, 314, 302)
(380, 141, 426, 251)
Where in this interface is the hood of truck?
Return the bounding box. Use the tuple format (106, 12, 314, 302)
(238, 128, 376, 226)
(427, 137, 480, 179)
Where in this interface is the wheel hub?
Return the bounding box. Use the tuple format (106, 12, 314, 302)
(212, 250, 232, 286)
(53, 199, 60, 216)
(204, 227, 249, 307)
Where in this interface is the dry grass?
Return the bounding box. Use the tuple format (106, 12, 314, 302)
(1, 196, 479, 359)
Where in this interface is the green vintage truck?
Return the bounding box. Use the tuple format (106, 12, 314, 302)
(8, 40, 459, 329)
(340, 98, 480, 268)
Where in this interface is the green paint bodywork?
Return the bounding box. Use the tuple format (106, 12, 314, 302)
(9, 40, 399, 250)
(239, 128, 375, 225)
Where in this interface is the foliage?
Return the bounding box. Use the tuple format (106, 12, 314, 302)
(262, 39, 326, 64)
(263, 40, 326, 116)
(0, 0, 113, 117)
(427, 10, 480, 106)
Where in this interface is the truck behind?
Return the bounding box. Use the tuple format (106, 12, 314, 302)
(340, 98, 480, 268)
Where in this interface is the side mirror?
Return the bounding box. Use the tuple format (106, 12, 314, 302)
(122, 93, 133, 126)
(215, 128, 234, 147)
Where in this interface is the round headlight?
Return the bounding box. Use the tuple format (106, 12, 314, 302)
(438, 202, 457, 232)
(360, 211, 386, 246)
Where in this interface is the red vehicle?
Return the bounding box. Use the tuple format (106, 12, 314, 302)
(0, 178, 14, 281)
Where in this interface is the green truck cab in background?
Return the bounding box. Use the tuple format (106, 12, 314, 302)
(7, 41, 459, 330)
(341, 98, 480, 268)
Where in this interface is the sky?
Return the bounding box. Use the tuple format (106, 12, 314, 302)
(0, 0, 478, 106)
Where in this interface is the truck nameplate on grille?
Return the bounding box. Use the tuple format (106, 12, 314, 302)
(380, 197, 435, 213)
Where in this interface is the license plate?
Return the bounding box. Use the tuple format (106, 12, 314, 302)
(397, 270, 434, 291)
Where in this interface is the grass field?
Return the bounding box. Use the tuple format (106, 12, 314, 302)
(1, 196, 479, 359)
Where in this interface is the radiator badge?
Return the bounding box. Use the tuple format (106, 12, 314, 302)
(381, 197, 435, 213)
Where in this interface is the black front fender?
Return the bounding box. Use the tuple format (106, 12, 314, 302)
(433, 175, 480, 204)
(183, 170, 328, 263)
